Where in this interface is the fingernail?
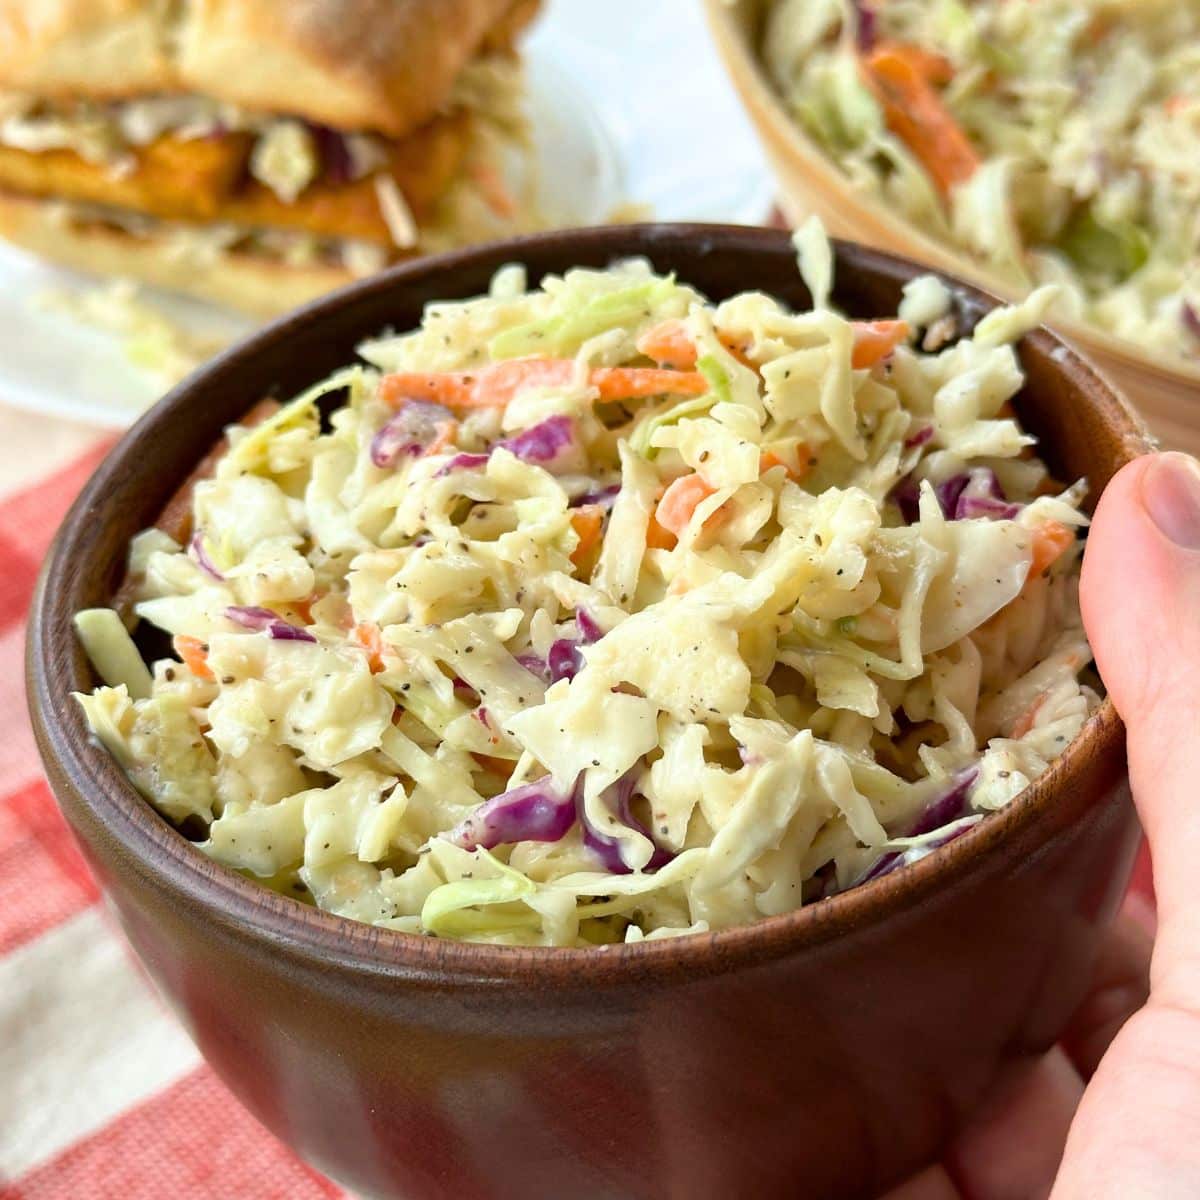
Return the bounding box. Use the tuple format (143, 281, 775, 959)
(1141, 453, 1200, 550)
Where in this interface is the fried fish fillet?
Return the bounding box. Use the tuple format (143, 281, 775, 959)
(0, 108, 473, 244)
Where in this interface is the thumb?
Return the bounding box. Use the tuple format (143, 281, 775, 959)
(1052, 451, 1200, 1198)
(1079, 452, 1200, 947)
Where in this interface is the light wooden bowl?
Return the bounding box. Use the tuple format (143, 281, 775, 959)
(705, 0, 1200, 454)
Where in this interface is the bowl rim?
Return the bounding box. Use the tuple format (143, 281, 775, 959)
(27, 222, 1144, 988)
(702, 0, 1200, 391)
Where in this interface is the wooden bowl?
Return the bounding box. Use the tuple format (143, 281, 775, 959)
(705, 0, 1200, 455)
(28, 225, 1147, 1200)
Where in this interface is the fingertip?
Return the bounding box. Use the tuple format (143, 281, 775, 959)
(1081, 453, 1200, 721)
(1082, 452, 1200, 930)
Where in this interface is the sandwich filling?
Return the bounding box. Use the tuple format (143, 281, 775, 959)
(0, 56, 534, 276)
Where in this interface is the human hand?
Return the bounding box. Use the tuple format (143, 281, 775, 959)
(885, 451, 1200, 1200)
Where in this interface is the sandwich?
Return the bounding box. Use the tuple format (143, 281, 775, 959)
(0, 0, 541, 316)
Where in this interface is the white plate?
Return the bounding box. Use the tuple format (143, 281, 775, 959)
(0, 1, 775, 428)
(527, 0, 776, 226)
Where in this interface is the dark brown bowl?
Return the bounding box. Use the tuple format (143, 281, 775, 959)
(28, 226, 1149, 1200)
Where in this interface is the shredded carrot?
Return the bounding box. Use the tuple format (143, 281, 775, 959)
(381, 359, 707, 411)
(173, 634, 214, 681)
(1010, 696, 1045, 740)
(759, 448, 811, 483)
(635, 320, 755, 370)
(591, 367, 709, 400)
(288, 591, 324, 625)
(470, 163, 517, 219)
(380, 361, 558, 409)
(353, 622, 386, 673)
(569, 506, 605, 570)
(655, 473, 728, 537)
(424, 419, 459, 457)
(640, 316, 906, 375)
(1030, 520, 1075, 576)
(645, 515, 678, 550)
(862, 44, 980, 198)
(877, 42, 956, 85)
(851, 320, 911, 369)
(636, 320, 698, 369)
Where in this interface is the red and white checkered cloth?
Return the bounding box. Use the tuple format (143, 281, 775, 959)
(0, 422, 347, 1200)
(0, 411, 1155, 1200)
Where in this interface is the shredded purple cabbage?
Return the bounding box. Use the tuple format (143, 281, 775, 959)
(371, 401, 455, 468)
(904, 424, 934, 450)
(547, 639, 584, 683)
(857, 822, 976, 886)
(570, 483, 621, 509)
(270, 622, 319, 643)
(948, 469, 1020, 521)
(857, 768, 980, 886)
(307, 123, 356, 186)
(958, 493, 1021, 521)
(498, 415, 574, 464)
(934, 475, 969, 517)
(890, 476, 922, 524)
(448, 775, 577, 851)
(1183, 301, 1200, 343)
(225, 605, 317, 643)
(433, 416, 577, 478)
(516, 612, 603, 685)
(188, 531, 225, 582)
(576, 608, 603, 644)
(892, 468, 1019, 524)
(578, 770, 674, 875)
(911, 768, 979, 836)
(436, 452, 490, 477)
(448, 765, 674, 874)
(853, 0, 878, 50)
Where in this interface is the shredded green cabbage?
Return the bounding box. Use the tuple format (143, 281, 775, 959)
(74, 230, 1098, 946)
(73, 608, 153, 699)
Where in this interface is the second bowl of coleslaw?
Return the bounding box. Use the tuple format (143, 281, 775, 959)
(29, 224, 1146, 1200)
(707, 0, 1200, 454)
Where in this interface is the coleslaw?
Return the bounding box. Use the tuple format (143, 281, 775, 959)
(765, 0, 1200, 361)
(74, 223, 1098, 946)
